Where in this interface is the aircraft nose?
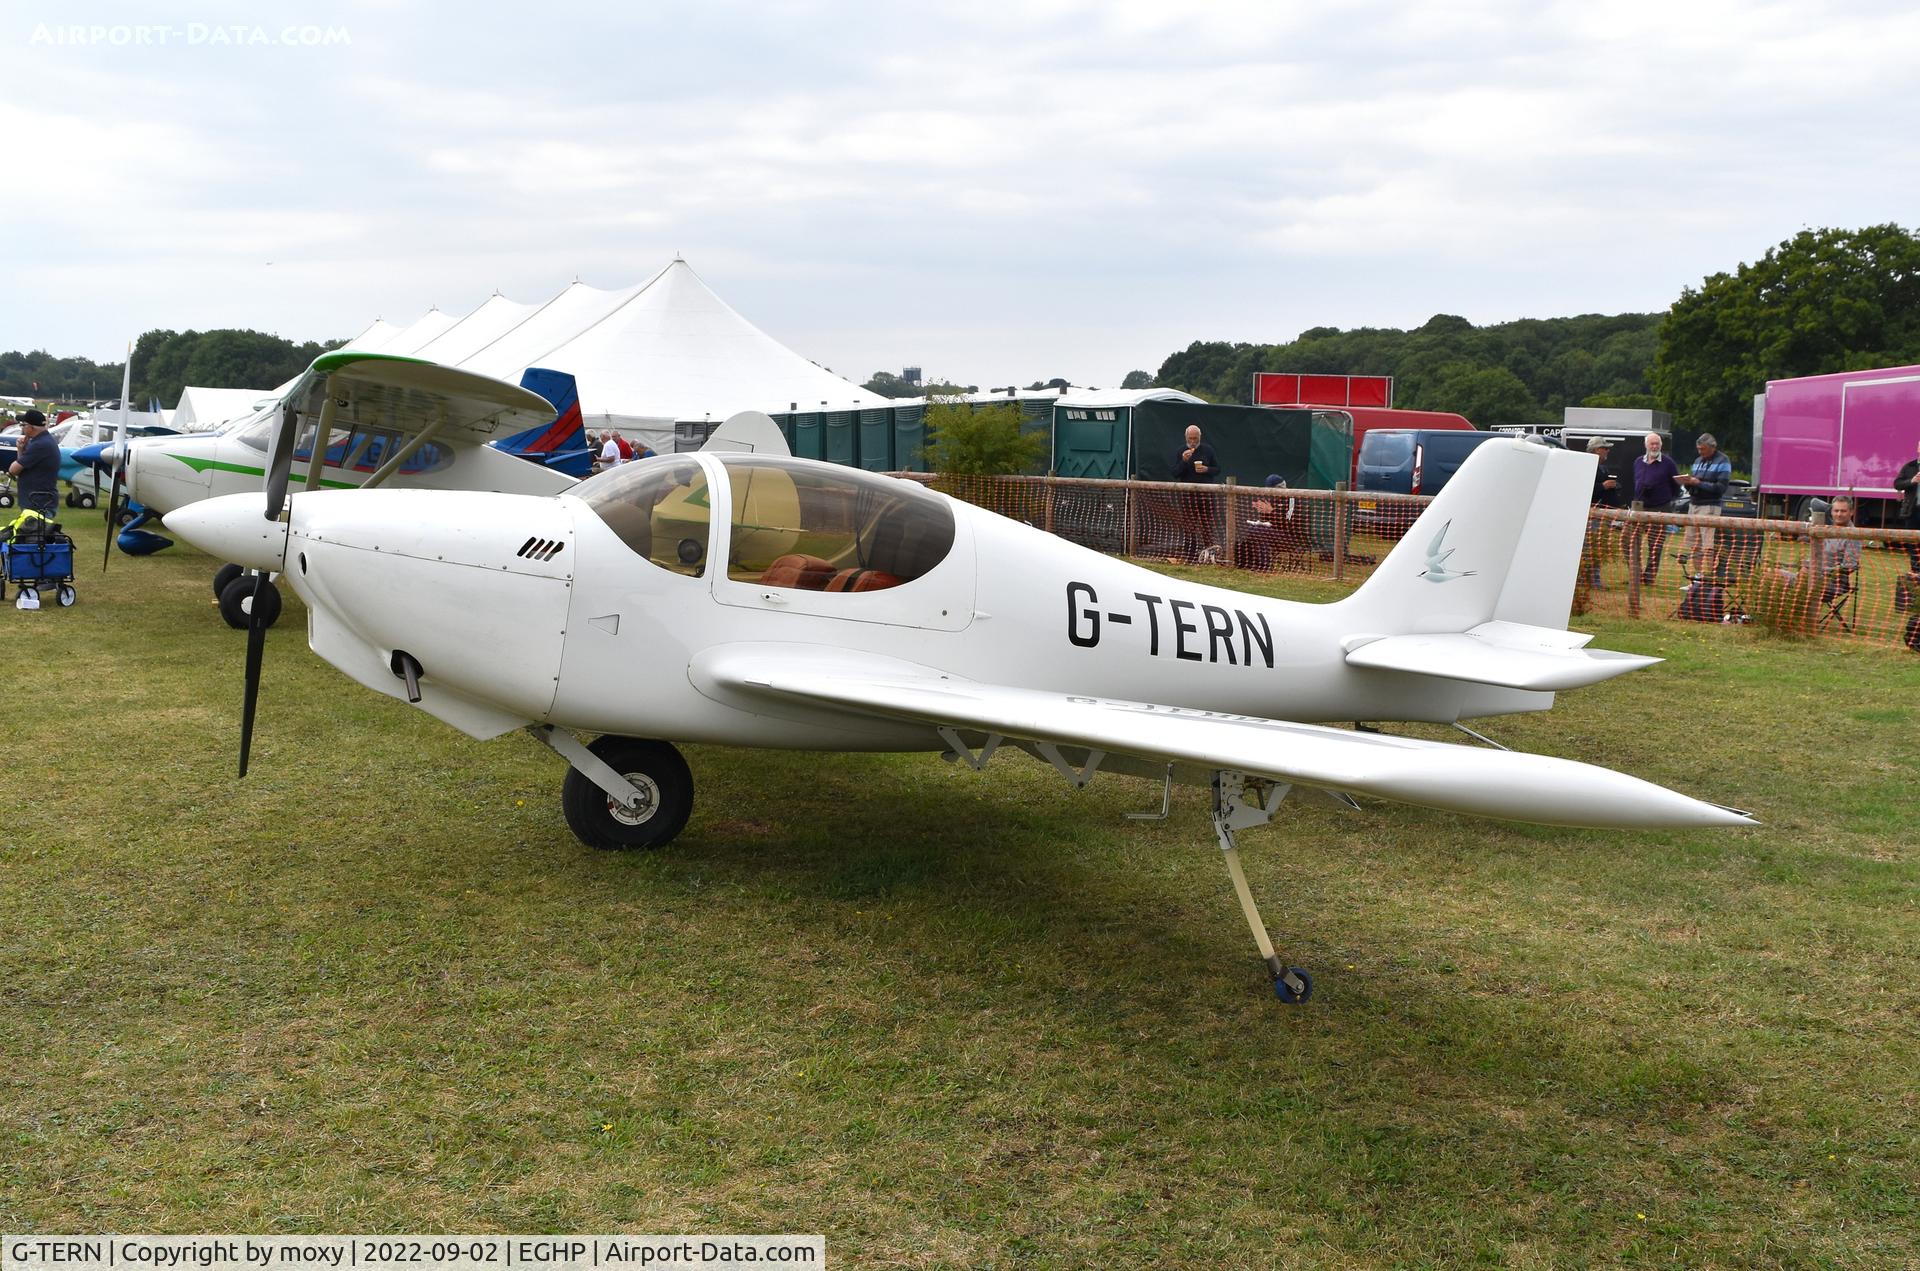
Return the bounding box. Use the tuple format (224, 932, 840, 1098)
(167, 492, 289, 572)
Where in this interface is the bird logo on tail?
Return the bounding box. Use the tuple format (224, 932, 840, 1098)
(1420, 520, 1477, 583)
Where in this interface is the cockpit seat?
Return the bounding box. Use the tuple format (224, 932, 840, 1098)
(825, 568, 902, 593)
(759, 553, 836, 589)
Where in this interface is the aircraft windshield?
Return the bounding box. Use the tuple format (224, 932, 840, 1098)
(721, 456, 954, 592)
(231, 411, 453, 475)
(576, 457, 712, 578)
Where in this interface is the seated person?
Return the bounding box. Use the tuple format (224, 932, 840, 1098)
(1236, 474, 1313, 571)
(1773, 495, 1861, 601)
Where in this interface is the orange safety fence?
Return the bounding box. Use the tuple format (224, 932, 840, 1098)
(901, 473, 1920, 652)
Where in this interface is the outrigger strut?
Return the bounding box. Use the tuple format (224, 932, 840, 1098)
(938, 731, 1317, 1003)
(1211, 771, 1314, 1003)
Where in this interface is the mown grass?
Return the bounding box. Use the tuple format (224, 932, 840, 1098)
(4, 520, 1918, 1268)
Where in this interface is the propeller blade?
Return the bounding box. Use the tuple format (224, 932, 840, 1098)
(238, 571, 268, 778)
(101, 451, 126, 572)
(263, 401, 299, 521)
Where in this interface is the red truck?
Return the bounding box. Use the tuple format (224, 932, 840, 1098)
(1252, 373, 1475, 484)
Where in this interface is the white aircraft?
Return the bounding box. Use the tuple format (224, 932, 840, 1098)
(104, 351, 583, 624)
(170, 434, 1752, 1002)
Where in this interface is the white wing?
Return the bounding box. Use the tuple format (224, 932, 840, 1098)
(698, 647, 1750, 829)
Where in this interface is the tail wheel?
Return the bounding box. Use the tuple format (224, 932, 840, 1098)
(561, 737, 693, 851)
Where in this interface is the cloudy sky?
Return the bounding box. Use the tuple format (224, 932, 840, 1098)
(5, 0, 1914, 389)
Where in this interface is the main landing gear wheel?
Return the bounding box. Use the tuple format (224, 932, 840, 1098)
(561, 736, 693, 851)
(212, 562, 244, 597)
(218, 573, 282, 630)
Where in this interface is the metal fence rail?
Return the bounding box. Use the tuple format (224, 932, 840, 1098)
(903, 472, 1920, 651)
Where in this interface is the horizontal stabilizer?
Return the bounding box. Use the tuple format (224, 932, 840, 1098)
(1343, 620, 1658, 691)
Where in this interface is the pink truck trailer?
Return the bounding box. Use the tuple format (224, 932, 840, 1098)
(1753, 365, 1920, 522)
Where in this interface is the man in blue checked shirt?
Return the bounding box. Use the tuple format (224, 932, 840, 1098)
(1678, 432, 1732, 575)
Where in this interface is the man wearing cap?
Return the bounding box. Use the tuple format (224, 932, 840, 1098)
(1589, 439, 1622, 508)
(6, 409, 59, 518)
(1677, 432, 1732, 575)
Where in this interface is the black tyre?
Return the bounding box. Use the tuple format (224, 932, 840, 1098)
(561, 736, 693, 851)
(212, 562, 244, 597)
(218, 574, 282, 630)
(0, 490, 13, 508)
(57, 584, 76, 607)
(76, 492, 97, 510)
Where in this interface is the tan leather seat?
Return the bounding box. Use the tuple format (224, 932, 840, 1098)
(759, 554, 836, 589)
(825, 568, 902, 593)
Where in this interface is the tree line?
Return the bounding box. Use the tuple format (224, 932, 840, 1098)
(0, 328, 342, 406)
(1151, 224, 1920, 469)
(130, 328, 341, 405)
(1155, 312, 1660, 431)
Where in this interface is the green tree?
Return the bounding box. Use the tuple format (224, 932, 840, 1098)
(1120, 369, 1153, 389)
(1151, 313, 1662, 420)
(1580, 392, 1659, 411)
(131, 328, 343, 404)
(861, 371, 924, 399)
(1415, 362, 1546, 425)
(920, 399, 1046, 475)
(1654, 225, 1920, 466)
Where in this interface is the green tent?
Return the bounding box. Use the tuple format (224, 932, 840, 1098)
(1130, 403, 1350, 489)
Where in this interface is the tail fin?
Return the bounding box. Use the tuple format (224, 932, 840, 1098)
(1337, 438, 1655, 692)
(493, 367, 591, 478)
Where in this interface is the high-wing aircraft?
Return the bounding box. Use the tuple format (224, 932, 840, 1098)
(170, 434, 1752, 1002)
(92, 351, 580, 625)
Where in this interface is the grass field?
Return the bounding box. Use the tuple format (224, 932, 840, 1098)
(4, 519, 1918, 1268)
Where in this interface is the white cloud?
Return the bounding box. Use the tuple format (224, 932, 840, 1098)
(2, 0, 1915, 386)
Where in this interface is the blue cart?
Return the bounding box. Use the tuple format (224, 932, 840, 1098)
(2, 527, 77, 608)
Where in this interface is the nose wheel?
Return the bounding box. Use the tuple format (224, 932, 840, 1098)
(218, 572, 282, 630)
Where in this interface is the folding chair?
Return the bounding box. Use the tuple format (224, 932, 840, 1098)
(1817, 567, 1859, 632)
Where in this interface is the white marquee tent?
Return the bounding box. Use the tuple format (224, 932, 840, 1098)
(521, 259, 888, 440)
(218, 259, 886, 455)
(172, 385, 273, 432)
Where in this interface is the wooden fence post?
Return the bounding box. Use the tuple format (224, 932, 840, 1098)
(1222, 477, 1237, 567)
(1332, 482, 1349, 582)
(1625, 502, 1644, 616)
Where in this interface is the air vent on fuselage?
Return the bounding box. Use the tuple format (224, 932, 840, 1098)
(516, 535, 565, 562)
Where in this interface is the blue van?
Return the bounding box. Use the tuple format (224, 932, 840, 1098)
(1353, 428, 1505, 535)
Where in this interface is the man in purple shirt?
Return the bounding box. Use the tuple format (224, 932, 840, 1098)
(1630, 431, 1681, 585)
